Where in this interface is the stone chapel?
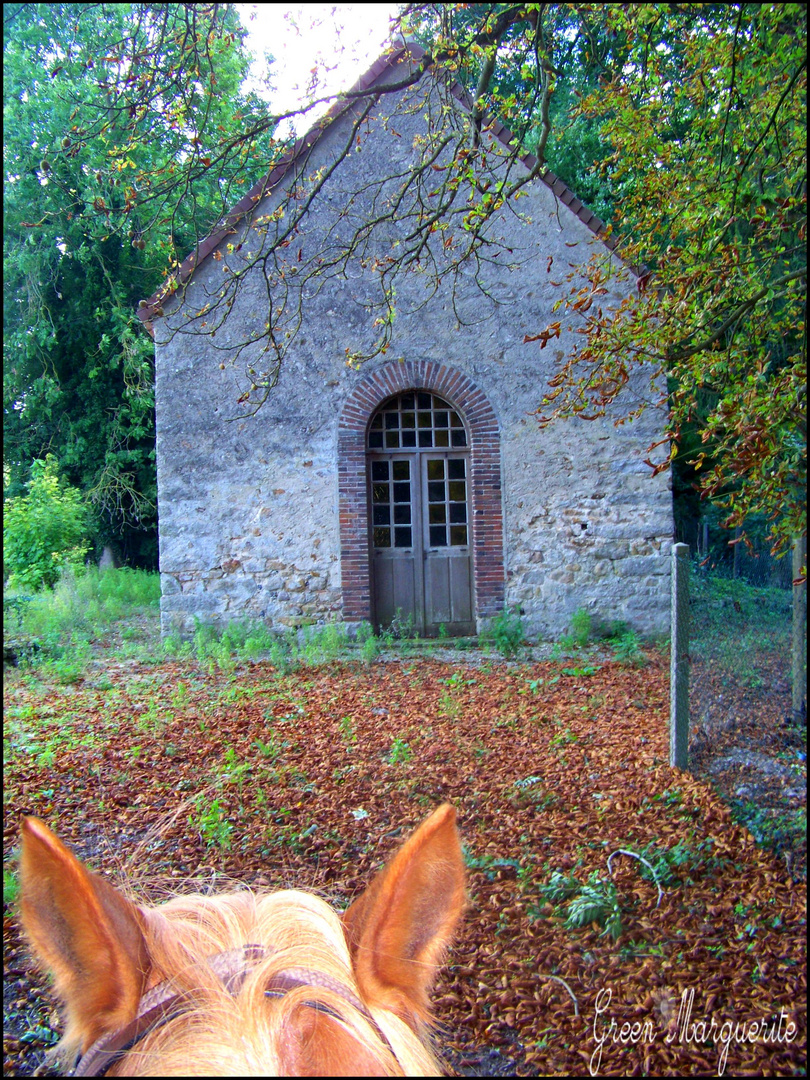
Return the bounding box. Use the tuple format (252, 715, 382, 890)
(139, 42, 673, 639)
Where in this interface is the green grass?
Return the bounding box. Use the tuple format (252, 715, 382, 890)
(3, 868, 19, 908)
(689, 571, 790, 658)
(4, 566, 160, 676)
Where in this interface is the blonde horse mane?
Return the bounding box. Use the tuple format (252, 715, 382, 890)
(19, 805, 465, 1077)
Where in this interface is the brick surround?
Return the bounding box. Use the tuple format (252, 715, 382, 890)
(338, 361, 504, 624)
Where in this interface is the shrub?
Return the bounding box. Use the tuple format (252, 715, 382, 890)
(485, 606, 526, 657)
(360, 634, 381, 663)
(4, 456, 91, 591)
(612, 628, 646, 667)
(569, 608, 592, 646)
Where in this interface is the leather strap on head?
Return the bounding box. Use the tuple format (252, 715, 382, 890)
(74, 945, 266, 1077)
(72, 945, 382, 1077)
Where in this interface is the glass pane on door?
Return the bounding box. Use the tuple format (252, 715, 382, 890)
(370, 458, 412, 549)
(425, 457, 468, 548)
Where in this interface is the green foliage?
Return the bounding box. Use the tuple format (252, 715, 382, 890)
(549, 725, 578, 750)
(484, 606, 526, 657)
(601, 619, 630, 640)
(221, 746, 252, 788)
(730, 800, 807, 863)
(354, 621, 380, 662)
(302, 621, 348, 664)
(388, 738, 413, 765)
(690, 568, 791, 631)
(560, 608, 591, 648)
(360, 633, 381, 663)
(512, 775, 557, 810)
(439, 686, 462, 720)
(572, 608, 591, 645)
(180, 619, 365, 673)
(386, 609, 417, 640)
(3, 868, 19, 908)
(633, 838, 730, 886)
(565, 875, 623, 941)
(239, 624, 277, 660)
(610, 628, 646, 668)
(4, 565, 159, 675)
(3, 5, 278, 563)
(689, 568, 790, 681)
(268, 630, 300, 673)
(3, 456, 91, 590)
(540, 869, 623, 940)
(41, 636, 92, 685)
(339, 716, 357, 747)
(252, 735, 283, 762)
(538, 869, 582, 904)
(463, 848, 522, 881)
(171, 681, 189, 710)
(538, 4, 806, 554)
(190, 796, 233, 851)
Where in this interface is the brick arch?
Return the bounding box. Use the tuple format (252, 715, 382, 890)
(338, 361, 504, 625)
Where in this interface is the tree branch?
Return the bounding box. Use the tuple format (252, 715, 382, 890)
(666, 270, 807, 363)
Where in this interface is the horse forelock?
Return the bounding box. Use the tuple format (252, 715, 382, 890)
(99, 888, 441, 1076)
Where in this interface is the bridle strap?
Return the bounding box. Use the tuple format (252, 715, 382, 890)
(72, 945, 382, 1077)
(263, 966, 370, 1018)
(73, 979, 189, 1077)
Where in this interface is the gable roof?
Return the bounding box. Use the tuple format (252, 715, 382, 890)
(137, 40, 619, 335)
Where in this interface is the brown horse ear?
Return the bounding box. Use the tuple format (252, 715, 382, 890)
(19, 816, 149, 1055)
(341, 803, 465, 1026)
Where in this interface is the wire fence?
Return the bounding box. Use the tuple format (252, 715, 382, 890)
(683, 544, 806, 875)
(676, 517, 795, 589)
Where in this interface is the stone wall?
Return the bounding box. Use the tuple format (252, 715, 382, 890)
(153, 57, 672, 639)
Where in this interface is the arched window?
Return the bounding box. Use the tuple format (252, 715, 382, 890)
(367, 391, 468, 450)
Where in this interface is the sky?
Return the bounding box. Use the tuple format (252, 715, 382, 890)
(235, 4, 401, 135)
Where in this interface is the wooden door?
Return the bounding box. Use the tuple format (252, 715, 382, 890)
(368, 391, 474, 637)
(421, 453, 474, 635)
(370, 456, 422, 632)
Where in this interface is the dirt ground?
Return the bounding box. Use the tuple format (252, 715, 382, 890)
(688, 652, 806, 881)
(3, 619, 806, 1076)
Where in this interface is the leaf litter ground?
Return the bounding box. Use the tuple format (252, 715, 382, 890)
(3, 643, 806, 1076)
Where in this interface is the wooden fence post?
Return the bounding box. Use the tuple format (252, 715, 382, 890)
(670, 543, 690, 769)
(793, 537, 806, 725)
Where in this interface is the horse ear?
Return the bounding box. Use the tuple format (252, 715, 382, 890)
(341, 803, 465, 1026)
(19, 816, 149, 1055)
